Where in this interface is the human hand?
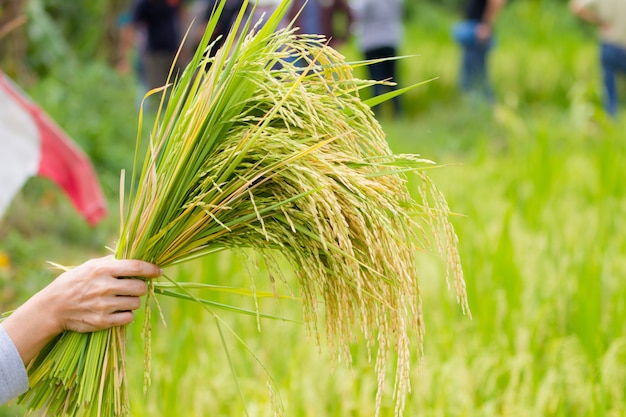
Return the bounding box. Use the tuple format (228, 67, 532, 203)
(116, 58, 131, 75)
(475, 23, 492, 43)
(1, 257, 162, 364)
(41, 257, 162, 333)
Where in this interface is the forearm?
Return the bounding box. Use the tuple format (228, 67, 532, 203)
(483, 0, 506, 26)
(0, 326, 29, 403)
(117, 25, 136, 71)
(2, 305, 60, 364)
(1, 294, 61, 365)
(570, 1, 602, 26)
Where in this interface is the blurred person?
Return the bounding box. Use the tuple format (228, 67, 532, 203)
(289, 0, 322, 36)
(199, 0, 294, 69)
(353, 0, 403, 118)
(0, 257, 162, 403)
(248, 0, 290, 31)
(319, 0, 353, 48)
(203, 0, 246, 57)
(286, 0, 323, 69)
(117, 8, 148, 100)
(570, 0, 626, 116)
(118, 0, 186, 92)
(244, 0, 293, 70)
(453, 0, 506, 101)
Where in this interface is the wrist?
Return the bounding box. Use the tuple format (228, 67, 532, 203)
(2, 295, 62, 364)
(475, 23, 492, 41)
(27, 290, 66, 337)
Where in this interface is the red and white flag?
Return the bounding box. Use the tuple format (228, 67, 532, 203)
(0, 71, 107, 226)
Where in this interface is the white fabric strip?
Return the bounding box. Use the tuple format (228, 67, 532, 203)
(0, 81, 41, 218)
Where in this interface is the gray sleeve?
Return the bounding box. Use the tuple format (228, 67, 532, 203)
(0, 325, 29, 404)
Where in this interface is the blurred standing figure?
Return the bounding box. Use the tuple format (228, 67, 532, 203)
(570, 0, 626, 116)
(119, 0, 185, 91)
(247, 0, 290, 32)
(117, 8, 148, 96)
(354, 0, 403, 118)
(204, 0, 246, 57)
(289, 0, 322, 36)
(319, 0, 353, 48)
(453, 0, 506, 100)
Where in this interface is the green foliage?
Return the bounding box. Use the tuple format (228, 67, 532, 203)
(23, 0, 74, 75)
(404, 113, 626, 417)
(22, 0, 123, 76)
(25, 62, 143, 198)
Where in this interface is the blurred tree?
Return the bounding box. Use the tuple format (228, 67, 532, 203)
(1, 0, 130, 78)
(0, 0, 28, 77)
(36, 0, 129, 64)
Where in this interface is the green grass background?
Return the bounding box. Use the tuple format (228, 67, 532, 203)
(1, 1, 626, 416)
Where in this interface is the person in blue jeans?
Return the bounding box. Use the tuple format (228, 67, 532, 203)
(118, 0, 186, 93)
(571, 0, 626, 117)
(453, 0, 506, 100)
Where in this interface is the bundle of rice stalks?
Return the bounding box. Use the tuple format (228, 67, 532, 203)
(19, 1, 467, 416)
